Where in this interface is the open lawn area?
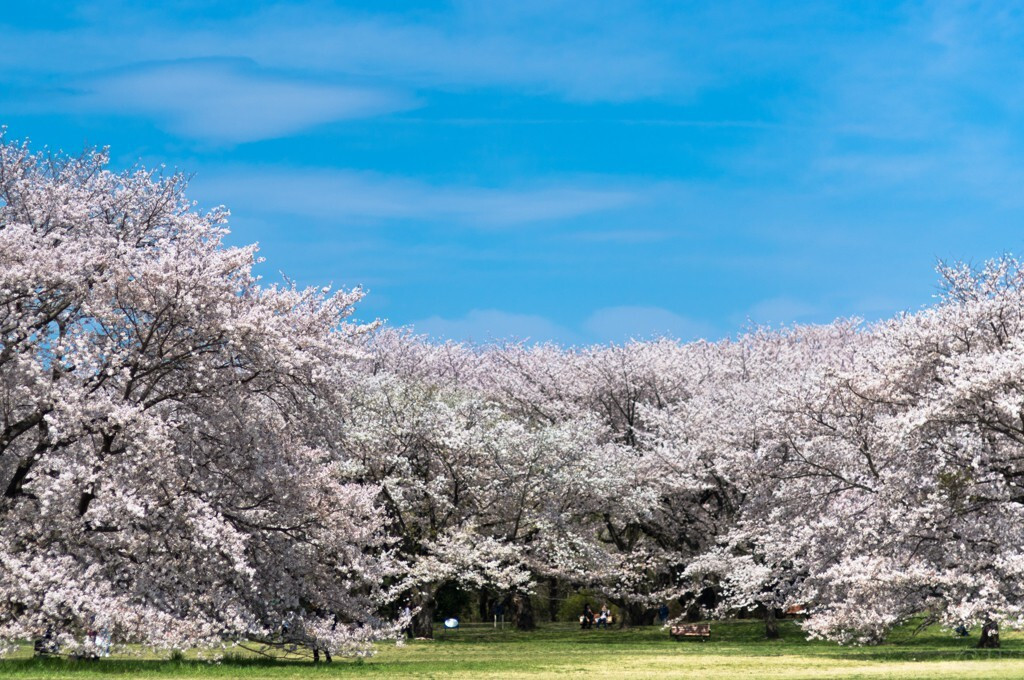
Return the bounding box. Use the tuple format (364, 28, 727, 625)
(3, 620, 1024, 679)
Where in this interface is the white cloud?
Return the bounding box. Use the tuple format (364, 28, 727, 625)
(64, 60, 414, 143)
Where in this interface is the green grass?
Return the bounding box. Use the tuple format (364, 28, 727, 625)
(4, 620, 1024, 679)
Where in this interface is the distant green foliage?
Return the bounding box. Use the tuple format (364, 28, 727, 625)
(434, 581, 473, 621)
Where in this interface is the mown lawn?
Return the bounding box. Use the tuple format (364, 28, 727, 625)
(4, 620, 1024, 679)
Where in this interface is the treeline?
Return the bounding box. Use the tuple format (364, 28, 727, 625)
(1, 137, 1021, 658)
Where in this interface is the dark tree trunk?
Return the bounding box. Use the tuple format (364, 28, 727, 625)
(512, 591, 536, 630)
(312, 647, 320, 663)
(763, 606, 779, 640)
(479, 589, 491, 623)
(547, 577, 560, 622)
(979, 619, 1001, 648)
(411, 588, 437, 639)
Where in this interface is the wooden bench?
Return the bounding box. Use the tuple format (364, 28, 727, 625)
(670, 624, 710, 641)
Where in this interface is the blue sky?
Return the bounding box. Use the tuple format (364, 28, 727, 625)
(4, 1, 1024, 344)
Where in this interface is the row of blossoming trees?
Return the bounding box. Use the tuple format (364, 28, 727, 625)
(2, 137, 1023, 658)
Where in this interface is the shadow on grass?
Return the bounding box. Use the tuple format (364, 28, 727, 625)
(0, 655, 372, 676)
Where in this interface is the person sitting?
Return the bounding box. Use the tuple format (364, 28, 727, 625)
(580, 603, 595, 629)
(596, 603, 611, 629)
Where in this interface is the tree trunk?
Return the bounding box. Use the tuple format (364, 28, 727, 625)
(547, 577, 560, 622)
(512, 591, 536, 630)
(478, 589, 491, 623)
(979, 619, 1001, 648)
(411, 588, 437, 639)
(311, 647, 333, 664)
(763, 606, 779, 640)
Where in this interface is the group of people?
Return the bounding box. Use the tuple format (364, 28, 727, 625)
(34, 624, 111, 659)
(580, 603, 612, 629)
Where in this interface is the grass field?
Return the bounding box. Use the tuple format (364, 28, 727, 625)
(4, 620, 1024, 679)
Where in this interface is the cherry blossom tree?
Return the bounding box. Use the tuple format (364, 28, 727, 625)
(342, 334, 629, 635)
(337, 332, 533, 637)
(0, 135, 396, 659)
(680, 265, 1024, 646)
(794, 257, 1024, 647)
(666, 323, 870, 639)
(481, 339, 729, 627)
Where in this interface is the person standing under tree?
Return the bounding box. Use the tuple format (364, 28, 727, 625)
(402, 603, 414, 639)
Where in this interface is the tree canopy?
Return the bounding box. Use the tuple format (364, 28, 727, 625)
(3, 136, 1023, 654)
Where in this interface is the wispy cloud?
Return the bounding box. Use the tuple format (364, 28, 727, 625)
(0, 2, 693, 104)
(190, 168, 642, 227)
(0, 2, 700, 145)
(51, 60, 415, 143)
